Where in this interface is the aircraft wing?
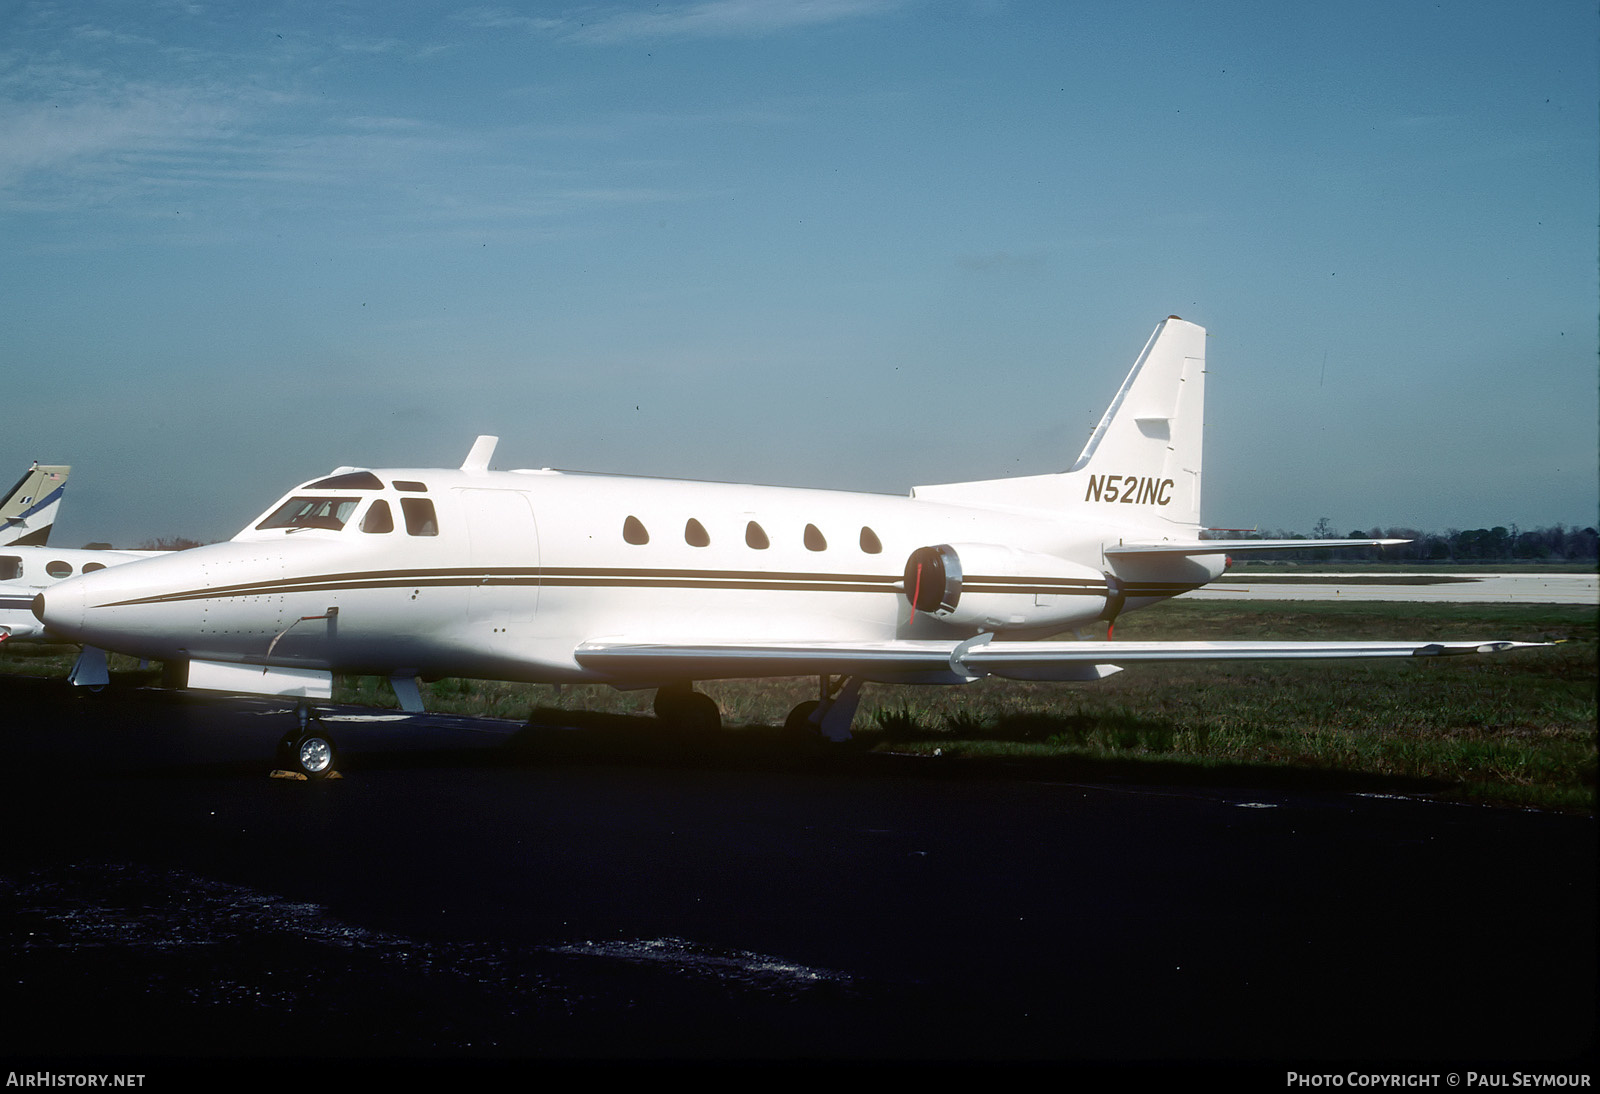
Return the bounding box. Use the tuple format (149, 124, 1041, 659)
(574, 635, 1546, 684)
(1105, 538, 1408, 556)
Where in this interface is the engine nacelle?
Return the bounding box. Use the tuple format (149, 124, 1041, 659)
(903, 542, 1112, 632)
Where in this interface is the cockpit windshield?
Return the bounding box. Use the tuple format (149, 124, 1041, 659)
(256, 496, 361, 532)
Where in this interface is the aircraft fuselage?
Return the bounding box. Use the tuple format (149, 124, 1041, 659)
(37, 465, 1219, 686)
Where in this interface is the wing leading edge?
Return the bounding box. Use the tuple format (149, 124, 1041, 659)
(574, 636, 1547, 685)
(1105, 538, 1410, 556)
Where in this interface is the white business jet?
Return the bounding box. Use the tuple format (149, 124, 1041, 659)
(0, 462, 159, 646)
(33, 317, 1542, 777)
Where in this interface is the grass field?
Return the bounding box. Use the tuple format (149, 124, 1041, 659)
(3, 599, 1594, 813)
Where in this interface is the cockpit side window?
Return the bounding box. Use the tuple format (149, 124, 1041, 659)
(401, 497, 439, 537)
(257, 496, 361, 531)
(361, 499, 395, 534)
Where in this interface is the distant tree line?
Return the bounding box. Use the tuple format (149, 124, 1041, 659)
(1206, 520, 1599, 563)
(77, 537, 208, 551)
(135, 537, 207, 551)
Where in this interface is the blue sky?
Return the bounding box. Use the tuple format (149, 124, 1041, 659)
(4, 0, 1595, 547)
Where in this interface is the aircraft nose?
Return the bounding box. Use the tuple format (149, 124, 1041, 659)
(35, 576, 87, 640)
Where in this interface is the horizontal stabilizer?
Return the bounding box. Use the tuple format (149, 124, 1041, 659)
(1106, 538, 1409, 556)
(576, 636, 1545, 685)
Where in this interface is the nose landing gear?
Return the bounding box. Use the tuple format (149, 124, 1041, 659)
(273, 700, 341, 780)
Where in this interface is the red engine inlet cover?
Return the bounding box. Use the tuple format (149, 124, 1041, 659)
(904, 544, 961, 614)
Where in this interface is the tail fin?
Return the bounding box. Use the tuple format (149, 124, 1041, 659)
(912, 317, 1206, 529)
(0, 463, 71, 547)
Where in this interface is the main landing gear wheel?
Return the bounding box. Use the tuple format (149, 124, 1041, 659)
(653, 685, 722, 736)
(784, 676, 865, 744)
(784, 700, 822, 739)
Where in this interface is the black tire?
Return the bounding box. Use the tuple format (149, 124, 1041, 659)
(655, 688, 721, 735)
(276, 730, 299, 769)
(681, 692, 721, 735)
(784, 700, 821, 738)
(652, 687, 684, 720)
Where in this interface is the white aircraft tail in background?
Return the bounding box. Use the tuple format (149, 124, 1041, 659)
(0, 463, 70, 547)
(33, 317, 1546, 777)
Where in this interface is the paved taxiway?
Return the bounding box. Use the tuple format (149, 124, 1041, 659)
(1, 675, 1593, 1071)
(1192, 571, 1598, 604)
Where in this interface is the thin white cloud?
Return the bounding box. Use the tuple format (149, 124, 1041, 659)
(0, 83, 236, 199)
(0, 74, 701, 243)
(463, 0, 908, 43)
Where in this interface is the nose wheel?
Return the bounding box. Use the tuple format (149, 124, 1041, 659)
(275, 700, 340, 780)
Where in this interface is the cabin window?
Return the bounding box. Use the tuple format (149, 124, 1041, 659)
(0, 557, 19, 581)
(623, 516, 649, 545)
(307, 471, 383, 490)
(804, 524, 827, 551)
(860, 526, 882, 554)
(393, 480, 428, 492)
(745, 521, 769, 550)
(46, 560, 72, 578)
(361, 499, 395, 534)
(685, 518, 710, 547)
(257, 496, 360, 531)
(401, 497, 439, 537)
(83, 563, 106, 573)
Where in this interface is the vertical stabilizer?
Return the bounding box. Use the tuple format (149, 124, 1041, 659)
(912, 317, 1206, 531)
(0, 463, 71, 547)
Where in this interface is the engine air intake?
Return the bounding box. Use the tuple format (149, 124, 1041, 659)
(904, 544, 961, 615)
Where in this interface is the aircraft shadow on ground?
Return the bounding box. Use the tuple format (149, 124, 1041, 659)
(3, 671, 1467, 800)
(497, 705, 1459, 802)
